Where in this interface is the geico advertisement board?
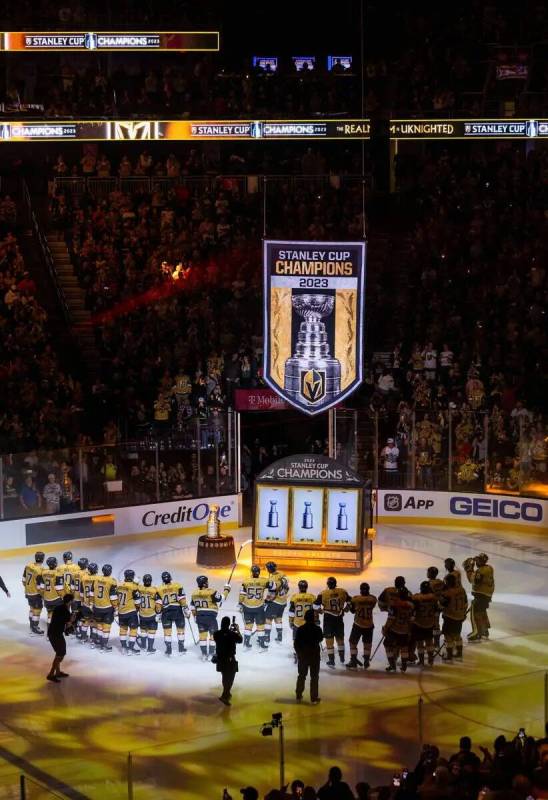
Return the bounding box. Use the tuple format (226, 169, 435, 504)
(0, 494, 240, 551)
(378, 490, 546, 530)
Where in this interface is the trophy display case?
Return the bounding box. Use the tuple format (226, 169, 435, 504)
(253, 454, 373, 573)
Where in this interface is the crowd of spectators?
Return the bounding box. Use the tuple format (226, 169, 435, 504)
(224, 728, 548, 798)
(0, 204, 85, 456)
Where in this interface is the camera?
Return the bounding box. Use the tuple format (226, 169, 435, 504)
(260, 712, 283, 736)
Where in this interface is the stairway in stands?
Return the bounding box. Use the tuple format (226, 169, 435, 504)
(46, 232, 101, 380)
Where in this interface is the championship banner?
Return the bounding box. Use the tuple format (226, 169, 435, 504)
(0, 31, 219, 52)
(263, 240, 366, 416)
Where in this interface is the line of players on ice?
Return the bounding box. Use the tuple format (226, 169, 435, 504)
(22, 551, 495, 670)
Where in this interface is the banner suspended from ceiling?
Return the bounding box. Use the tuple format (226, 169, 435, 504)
(263, 239, 366, 415)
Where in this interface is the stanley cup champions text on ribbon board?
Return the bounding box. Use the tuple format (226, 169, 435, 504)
(263, 240, 366, 415)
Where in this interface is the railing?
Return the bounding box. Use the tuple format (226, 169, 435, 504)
(19, 774, 70, 799)
(0, 413, 237, 520)
(51, 173, 366, 200)
(22, 181, 72, 326)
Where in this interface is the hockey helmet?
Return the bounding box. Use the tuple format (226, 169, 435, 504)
(420, 580, 431, 594)
(427, 566, 439, 579)
(88, 562, 98, 575)
(265, 561, 277, 574)
(298, 580, 308, 593)
(35, 551, 45, 564)
(196, 575, 208, 589)
(63, 551, 73, 563)
(143, 574, 152, 587)
(444, 558, 456, 571)
(124, 569, 135, 582)
(161, 571, 172, 584)
(251, 565, 261, 578)
(46, 556, 57, 569)
(394, 575, 406, 589)
(360, 582, 370, 595)
(476, 552, 489, 565)
(77, 557, 89, 570)
(102, 564, 112, 577)
(327, 577, 337, 589)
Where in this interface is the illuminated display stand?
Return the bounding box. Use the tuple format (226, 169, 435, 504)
(253, 454, 373, 573)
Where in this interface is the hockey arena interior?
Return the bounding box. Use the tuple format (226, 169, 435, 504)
(0, 1, 548, 799)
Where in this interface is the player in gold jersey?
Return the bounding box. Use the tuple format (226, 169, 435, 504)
(443, 558, 462, 588)
(138, 574, 159, 654)
(464, 553, 494, 641)
(60, 551, 80, 593)
(22, 551, 45, 634)
(410, 581, 439, 666)
(346, 583, 377, 670)
(117, 570, 141, 655)
(71, 557, 88, 639)
(440, 574, 468, 660)
(288, 580, 316, 663)
(191, 575, 231, 660)
(314, 577, 350, 668)
(155, 571, 190, 656)
(383, 585, 414, 673)
(264, 561, 289, 644)
(79, 562, 97, 645)
(37, 556, 65, 626)
(91, 564, 118, 652)
(239, 565, 270, 649)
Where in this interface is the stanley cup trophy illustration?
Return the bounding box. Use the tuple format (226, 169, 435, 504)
(302, 501, 313, 529)
(197, 503, 235, 567)
(267, 500, 279, 528)
(284, 294, 341, 406)
(336, 502, 348, 531)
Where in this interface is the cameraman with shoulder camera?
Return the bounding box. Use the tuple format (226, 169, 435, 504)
(46, 593, 77, 682)
(213, 616, 243, 706)
(463, 553, 494, 641)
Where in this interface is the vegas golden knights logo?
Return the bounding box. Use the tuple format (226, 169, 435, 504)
(301, 369, 325, 403)
(106, 121, 160, 141)
(263, 239, 366, 416)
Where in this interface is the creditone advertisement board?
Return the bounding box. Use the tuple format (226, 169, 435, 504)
(263, 239, 366, 415)
(0, 494, 240, 551)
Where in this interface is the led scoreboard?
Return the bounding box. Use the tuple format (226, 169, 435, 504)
(253, 454, 373, 573)
(0, 31, 219, 52)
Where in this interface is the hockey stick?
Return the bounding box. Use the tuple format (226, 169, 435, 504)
(370, 634, 385, 661)
(227, 539, 253, 586)
(186, 614, 198, 645)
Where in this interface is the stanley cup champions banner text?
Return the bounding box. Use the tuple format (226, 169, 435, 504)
(263, 240, 366, 415)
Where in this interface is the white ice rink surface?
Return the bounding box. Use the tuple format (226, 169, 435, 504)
(0, 522, 546, 799)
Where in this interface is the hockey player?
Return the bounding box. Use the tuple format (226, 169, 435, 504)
(410, 581, 439, 666)
(155, 571, 190, 656)
(239, 565, 270, 649)
(378, 575, 407, 611)
(464, 553, 494, 641)
(383, 585, 414, 672)
(346, 582, 377, 670)
(79, 562, 97, 644)
(444, 558, 462, 587)
(60, 551, 80, 593)
(91, 564, 118, 652)
(440, 573, 468, 660)
(427, 566, 444, 647)
(117, 570, 141, 655)
(72, 557, 88, 638)
(264, 561, 289, 644)
(313, 577, 350, 668)
(22, 551, 45, 634)
(191, 575, 231, 660)
(137, 574, 159, 653)
(37, 556, 65, 626)
(289, 580, 316, 662)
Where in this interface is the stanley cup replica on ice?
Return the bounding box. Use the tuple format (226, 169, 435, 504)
(283, 294, 341, 407)
(196, 504, 235, 566)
